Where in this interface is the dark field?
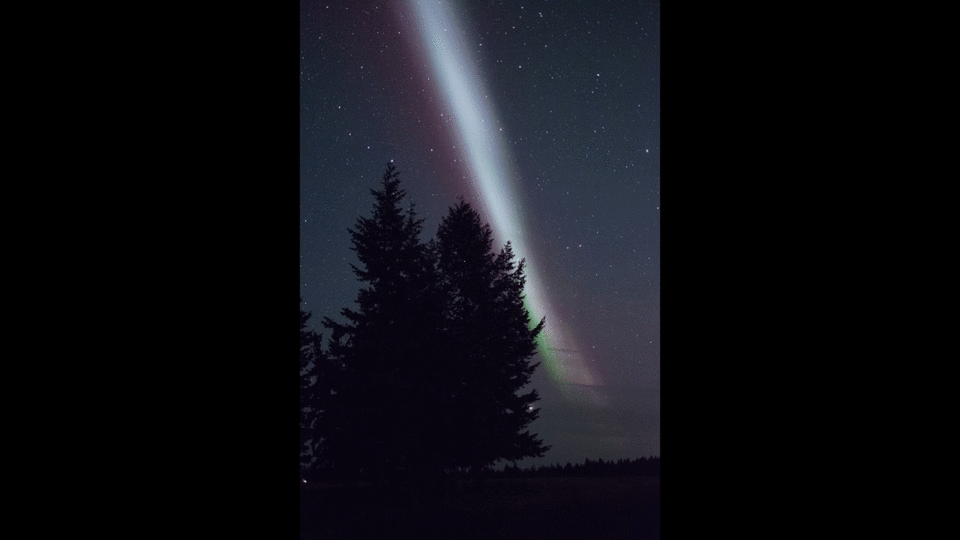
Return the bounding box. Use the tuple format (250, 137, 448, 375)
(300, 476, 660, 540)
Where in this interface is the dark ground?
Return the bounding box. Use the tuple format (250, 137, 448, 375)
(300, 476, 660, 540)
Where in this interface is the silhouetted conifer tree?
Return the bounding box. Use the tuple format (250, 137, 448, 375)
(435, 200, 549, 476)
(322, 163, 440, 485)
(318, 166, 550, 490)
(300, 299, 326, 474)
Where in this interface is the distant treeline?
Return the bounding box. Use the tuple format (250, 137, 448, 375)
(305, 456, 660, 483)
(492, 456, 660, 478)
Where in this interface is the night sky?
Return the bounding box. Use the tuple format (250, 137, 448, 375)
(300, 0, 659, 467)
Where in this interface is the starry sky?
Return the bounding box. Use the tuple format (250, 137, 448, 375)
(300, 0, 659, 467)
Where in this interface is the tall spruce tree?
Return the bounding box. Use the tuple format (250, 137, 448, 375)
(300, 299, 325, 474)
(322, 163, 440, 484)
(435, 200, 549, 473)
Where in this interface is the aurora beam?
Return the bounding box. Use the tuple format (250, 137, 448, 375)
(403, 0, 603, 401)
